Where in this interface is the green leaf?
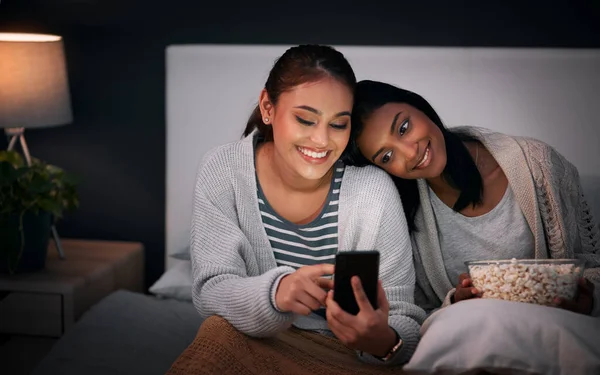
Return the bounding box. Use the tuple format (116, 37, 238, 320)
(0, 150, 24, 167)
(37, 198, 58, 211)
(45, 164, 64, 174)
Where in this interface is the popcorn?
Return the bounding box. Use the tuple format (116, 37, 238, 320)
(466, 258, 584, 306)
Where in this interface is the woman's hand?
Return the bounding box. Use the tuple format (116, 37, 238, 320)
(555, 277, 595, 315)
(452, 273, 481, 303)
(275, 264, 334, 315)
(325, 277, 397, 358)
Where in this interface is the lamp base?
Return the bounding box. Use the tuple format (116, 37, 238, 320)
(4, 127, 66, 260)
(5, 127, 32, 166)
(51, 225, 65, 260)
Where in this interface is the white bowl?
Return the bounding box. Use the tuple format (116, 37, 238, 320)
(465, 258, 585, 306)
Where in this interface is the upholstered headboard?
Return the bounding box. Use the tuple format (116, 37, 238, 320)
(165, 44, 600, 269)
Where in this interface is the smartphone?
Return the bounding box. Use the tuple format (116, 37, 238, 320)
(333, 251, 380, 315)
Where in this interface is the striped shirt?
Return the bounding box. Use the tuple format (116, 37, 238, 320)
(257, 161, 345, 269)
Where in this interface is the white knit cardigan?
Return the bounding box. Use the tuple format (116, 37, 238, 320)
(411, 126, 600, 317)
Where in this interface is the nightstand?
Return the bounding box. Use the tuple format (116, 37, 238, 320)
(0, 239, 144, 338)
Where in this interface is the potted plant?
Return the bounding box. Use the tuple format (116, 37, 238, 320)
(0, 150, 79, 275)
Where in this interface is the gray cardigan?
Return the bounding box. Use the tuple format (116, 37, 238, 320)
(189, 132, 427, 365)
(412, 126, 600, 317)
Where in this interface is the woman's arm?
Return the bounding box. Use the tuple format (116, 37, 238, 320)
(358, 175, 428, 365)
(534, 142, 600, 316)
(190, 159, 297, 337)
(563, 157, 600, 316)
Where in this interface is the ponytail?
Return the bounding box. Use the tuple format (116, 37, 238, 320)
(242, 105, 273, 141)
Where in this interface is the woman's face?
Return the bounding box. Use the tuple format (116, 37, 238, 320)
(356, 102, 447, 180)
(260, 77, 353, 181)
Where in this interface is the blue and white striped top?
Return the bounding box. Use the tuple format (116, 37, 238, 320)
(257, 161, 345, 270)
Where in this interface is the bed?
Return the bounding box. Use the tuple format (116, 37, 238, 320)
(32, 290, 202, 375)
(32, 44, 600, 375)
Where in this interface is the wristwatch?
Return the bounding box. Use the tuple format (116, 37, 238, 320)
(377, 329, 403, 362)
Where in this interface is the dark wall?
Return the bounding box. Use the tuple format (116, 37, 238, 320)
(1, 0, 599, 289)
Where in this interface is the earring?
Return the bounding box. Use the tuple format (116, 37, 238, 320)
(264, 117, 270, 123)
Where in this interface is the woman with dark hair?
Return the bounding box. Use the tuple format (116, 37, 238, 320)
(343, 79, 600, 373)
(345, 79, 600, 314)
(167, 49, 426, 374)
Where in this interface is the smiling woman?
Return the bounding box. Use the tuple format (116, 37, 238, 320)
(344, 79, 600, 374)
(360, 103, 446, 177)
(166, 45, 427, 374)
(255, 77, 352, 193)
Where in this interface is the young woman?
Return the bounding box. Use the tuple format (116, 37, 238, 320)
(167, 47, 426, 374)
(343, 79, 600, 316)
(342, 79, 600, 373)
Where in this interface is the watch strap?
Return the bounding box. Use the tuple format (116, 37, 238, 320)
(376, 328, 402, 362)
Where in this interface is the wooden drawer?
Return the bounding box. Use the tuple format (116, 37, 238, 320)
(0, 291, 63, 337)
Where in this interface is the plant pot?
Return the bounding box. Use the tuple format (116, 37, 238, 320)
(0, 211, 51, 275)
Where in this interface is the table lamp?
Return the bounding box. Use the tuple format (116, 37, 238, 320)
(0, 32, 74, 259)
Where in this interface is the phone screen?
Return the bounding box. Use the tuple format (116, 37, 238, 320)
(333, 251, 380, 315)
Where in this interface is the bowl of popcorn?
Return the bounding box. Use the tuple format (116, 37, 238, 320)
(465, 258, 585, 306)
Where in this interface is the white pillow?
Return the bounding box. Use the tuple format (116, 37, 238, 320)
(149, 260, 193, 301)
(170, 246, 191, 260)
(404, 299, 600, 375)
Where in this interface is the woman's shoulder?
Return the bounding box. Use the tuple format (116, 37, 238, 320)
(199, 136, 252, 170)
(195, 135, 254, 191)
(457, 126, 576, 173)
(509, 135, 578, 176)
(343, 163, 392, 181)
(476, 131, 582, 191)
(339, 165, 409, 233)
(342, 164, 398, 198)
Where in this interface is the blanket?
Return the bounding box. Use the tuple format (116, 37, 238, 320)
(165, 316, 537, 375)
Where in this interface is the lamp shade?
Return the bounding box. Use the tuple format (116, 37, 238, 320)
(0, 33, 73, 129)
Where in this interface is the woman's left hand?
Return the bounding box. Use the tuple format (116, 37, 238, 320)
(554, 277, 595, 315)
(325, 277, 397, 358)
